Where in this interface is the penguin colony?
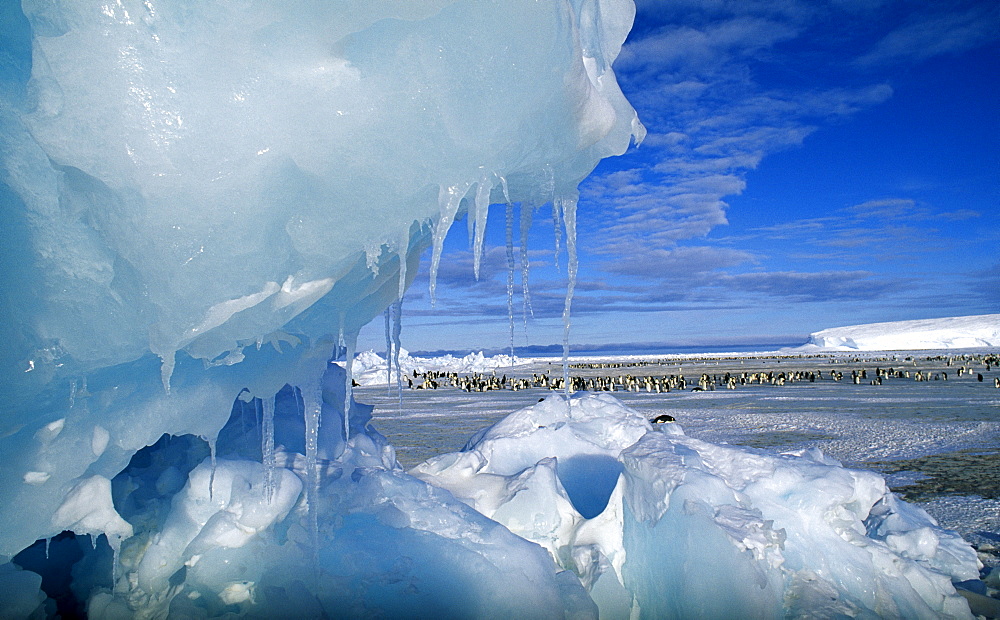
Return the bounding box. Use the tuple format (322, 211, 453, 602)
(400, 353, 999, 393)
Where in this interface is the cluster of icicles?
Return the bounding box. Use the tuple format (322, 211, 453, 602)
(246, 176, 582, 523)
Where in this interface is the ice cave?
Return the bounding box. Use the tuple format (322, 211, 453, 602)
(0, 0, 984, 617)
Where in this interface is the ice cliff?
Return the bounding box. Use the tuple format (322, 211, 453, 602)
(800, 314, 1000, 351)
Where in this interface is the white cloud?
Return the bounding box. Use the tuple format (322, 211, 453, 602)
(856, 3, 1000, 67)
(720, 270, 910, 301)
(583, 4, 902, 273)
(846, 198, 921, 219)
(640, 131, 691, 147)
(604, 245, 758, 277)
(730, 197, 980, 267)
(846, 198, 982, 223)
(618, 17, 800, 76)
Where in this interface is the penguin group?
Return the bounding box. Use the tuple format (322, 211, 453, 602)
(407, 370, 538, 392)
(398, 352, 1000, 394)
(403, 368, 826, 393)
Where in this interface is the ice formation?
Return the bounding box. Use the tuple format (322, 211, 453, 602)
(0, 0, 638, 563)
(799, 314, 1000, 351)
(414, 394, 981, 619)
(0, 0, 986, 617)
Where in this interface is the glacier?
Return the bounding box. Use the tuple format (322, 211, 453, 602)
(797, 314, 1000, 351)
(0, 1, 986, 618)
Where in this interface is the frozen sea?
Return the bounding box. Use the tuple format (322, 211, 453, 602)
(359, 349, 1000, 554)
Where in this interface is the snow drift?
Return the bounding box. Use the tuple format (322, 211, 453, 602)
(414, 394, 980, 619)
(799, 315, 1000, 351)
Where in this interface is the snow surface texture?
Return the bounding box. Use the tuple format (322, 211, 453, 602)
(414, 395, 980, 620)
(7, 376, 985, 618)
(351, 348, 523, 386)
(0, 0, 641, 562)
(798, 314, 1000, 351)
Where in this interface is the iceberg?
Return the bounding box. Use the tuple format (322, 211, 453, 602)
(0, 1, 985, 617)
(0, 0, 639, 561)
(798, 314, 1000, 351)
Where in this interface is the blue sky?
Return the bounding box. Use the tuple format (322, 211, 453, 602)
(360, 0, 999, 355)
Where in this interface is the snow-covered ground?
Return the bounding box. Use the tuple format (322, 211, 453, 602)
(362, 347, 1000, 535)
(795, 314, 1000, 351)
(5, 347, 998, 617)
(352, 349, 524, 386)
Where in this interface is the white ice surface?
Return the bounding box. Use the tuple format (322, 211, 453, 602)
(51, 475, 133, 553)
(796, 314, 1000, 351)
(413, 393, 980, 619)
(351, 348, 524, 386)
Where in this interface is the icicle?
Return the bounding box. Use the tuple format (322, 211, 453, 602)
(505, 202, 516, 360)
(112, 541, 119, 586)
(472, 172, 492, 280)
(343, 330, 358, 443)
(292, 383, 306, 527)
(397, 226, 409, 302)
(260, 395, 275, 503)
(552, 202, 562, 271)
(158, 349, 175, 394)
(542, 163, 556, 198)
(302, 382, 322, 472)
(384, 306, 393, 391)
(301, 380, 323, 563)
(44, 537, 50, 560)
(208, 437, 217, 500)
(466, 195, 476, 250)
(429, 182, 471, 305)
(391, 300, 403, 406)
(498, 175, 511, 204)
(519, 203, 534, 347)
(337, 314, 345, 356)
(69, 380, 77, 408)
(558, 194, 579, 398)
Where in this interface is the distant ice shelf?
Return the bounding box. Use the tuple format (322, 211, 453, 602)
(795, 314, 1000, 351)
